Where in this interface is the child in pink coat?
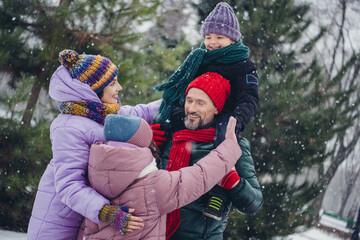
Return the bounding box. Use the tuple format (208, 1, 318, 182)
(82, 114, 241, 239)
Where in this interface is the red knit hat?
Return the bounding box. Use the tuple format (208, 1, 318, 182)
(186, 72, 231, 113)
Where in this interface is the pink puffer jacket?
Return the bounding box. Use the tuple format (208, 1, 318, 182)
(83, 138, 241, 239)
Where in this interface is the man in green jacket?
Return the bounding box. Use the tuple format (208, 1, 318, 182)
(157, 72, 263, 240)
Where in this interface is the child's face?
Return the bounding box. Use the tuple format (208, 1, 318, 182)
(204, 34, 235, 50)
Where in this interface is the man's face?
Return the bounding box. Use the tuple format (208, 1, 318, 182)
(184, 88, 219, 130)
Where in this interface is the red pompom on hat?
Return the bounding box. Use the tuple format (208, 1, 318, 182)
(186, 72, 231, 113)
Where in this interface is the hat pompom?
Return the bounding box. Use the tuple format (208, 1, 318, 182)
(59, 49, 80, 69)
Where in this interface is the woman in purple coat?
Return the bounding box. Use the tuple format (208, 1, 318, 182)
(27, 50, 161, 240)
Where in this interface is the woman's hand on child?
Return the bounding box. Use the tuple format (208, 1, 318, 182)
(98, 205, 144, 234)
(225, 116, 237, 141)
(126, 208, 144, 233)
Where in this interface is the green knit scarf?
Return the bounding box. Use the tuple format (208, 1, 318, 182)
(153, 40, 249, 129)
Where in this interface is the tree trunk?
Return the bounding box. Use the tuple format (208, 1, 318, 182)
(21, 79, 42, 127)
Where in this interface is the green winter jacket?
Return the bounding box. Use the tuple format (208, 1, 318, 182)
(161, 131, 263, 240)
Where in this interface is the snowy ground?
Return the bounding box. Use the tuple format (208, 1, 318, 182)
(0, 230, 26, 240)
(277, 228, 345, 240)
(0, 227, 347, 240)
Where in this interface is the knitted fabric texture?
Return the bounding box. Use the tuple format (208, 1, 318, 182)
(59, 100, 120, 125)
(220, 169, 241, 190)
(201, 2, 241, 41)
(58, 49, 119, 93)
(153, 41, 249, 129)
(186, 72, 231, 113)
(98, 205, 130, 234)
(104, 114, 152, 148)
(165, 128, 216, 239)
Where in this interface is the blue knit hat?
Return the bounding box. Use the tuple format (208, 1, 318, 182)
(201, 2, 241, 41)
(104, 114, 152, 148)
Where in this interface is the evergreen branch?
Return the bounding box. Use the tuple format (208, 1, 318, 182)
(300, 27, 327, 54)
(34, 0, 47, 15)
(0, 10, 42, 30)
(325, 52, 359, 91)
(67, 29, 122, 47)
(275, 95, 317, 124)
(59, 0, 74, 7)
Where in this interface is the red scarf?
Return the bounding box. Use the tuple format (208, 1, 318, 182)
(165, 128, 216, 239)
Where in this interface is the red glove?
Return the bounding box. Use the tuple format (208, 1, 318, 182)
(150, 123, 167, 146)
(220, 169, 241, 190)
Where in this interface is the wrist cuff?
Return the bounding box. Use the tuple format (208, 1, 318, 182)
(99, 205, 110, 221)
(221, 170, 240, 190)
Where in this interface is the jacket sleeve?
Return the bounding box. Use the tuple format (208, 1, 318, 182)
(52, 127, 109, 223)
(155, 138, 242, 216)
(118, 99, 161, 123)
(227, 137, 263, 215)
(231, 59, 259, 132)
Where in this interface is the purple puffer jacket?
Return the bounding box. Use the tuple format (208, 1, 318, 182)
(27, 66, 161, 240)
(82, 138, 241, 240)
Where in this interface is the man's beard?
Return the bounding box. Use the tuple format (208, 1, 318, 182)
(184, 113, 203, 130)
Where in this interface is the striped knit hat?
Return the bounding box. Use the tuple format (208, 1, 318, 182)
(104, 114, 153, 148)
(186, 72, 231, 113)
(58, 49, 119, 93)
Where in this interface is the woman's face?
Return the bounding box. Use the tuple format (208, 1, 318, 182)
(100, 77, 123, 104)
